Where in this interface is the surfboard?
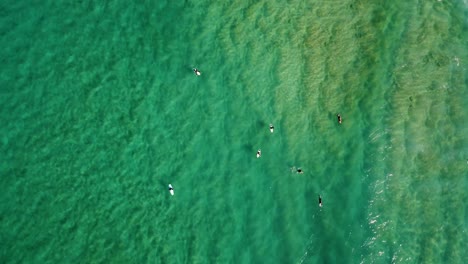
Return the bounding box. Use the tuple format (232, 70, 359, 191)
(169, 184, 174, 196)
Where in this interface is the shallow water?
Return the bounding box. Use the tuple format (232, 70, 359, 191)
(0, 0, 467, 263)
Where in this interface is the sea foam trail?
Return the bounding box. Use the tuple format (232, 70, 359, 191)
(361, 1, 468, 263)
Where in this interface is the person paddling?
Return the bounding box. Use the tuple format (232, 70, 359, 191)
(337, 114, 342, 124)
(318, 195, 322, 207)
(193, 68, 201, 76)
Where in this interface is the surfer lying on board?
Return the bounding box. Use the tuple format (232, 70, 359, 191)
(337, 114, 342, 124)
(193, 68, 201, 76)
(318, 195, 322, 207)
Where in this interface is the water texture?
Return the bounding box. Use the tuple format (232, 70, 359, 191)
(0, 0, 467, 263)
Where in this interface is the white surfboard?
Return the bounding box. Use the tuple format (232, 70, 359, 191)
(168, 184, 174, 196)
(269, 124, 274, 133)
(257, 149, 261, 158)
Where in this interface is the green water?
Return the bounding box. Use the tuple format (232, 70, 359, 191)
(1, 0, 467, 263)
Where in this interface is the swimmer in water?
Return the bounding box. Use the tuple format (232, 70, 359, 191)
(297, 168, 304, 174)
(193, 68, 201, 76)
(269, 124, 274, 133)
(337, 114, 342, 124)
(318, 195, 322, 207)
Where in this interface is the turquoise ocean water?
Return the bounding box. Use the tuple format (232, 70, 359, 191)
(1, 0, 467, 263)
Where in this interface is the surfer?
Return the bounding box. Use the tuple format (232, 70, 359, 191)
(318, 195, 322, 207)
(169, 185, 174, 191)
(257, 149, 262, 158)
(337, 114, 342, 124)
(269, 124, 274, 133)
(297, 168, 303, 174)
(193, 68, 201, 76)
